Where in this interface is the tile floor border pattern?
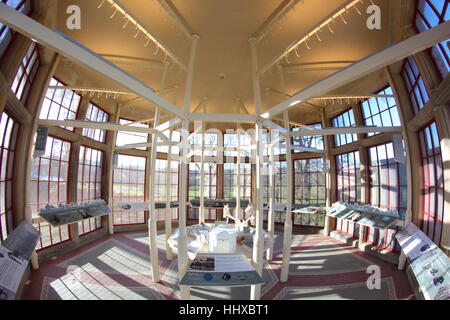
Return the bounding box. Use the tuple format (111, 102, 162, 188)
(273, 277, 397, 300)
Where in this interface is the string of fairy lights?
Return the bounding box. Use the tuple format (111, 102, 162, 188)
(260, 0, 376, 74)
(97, 0, 186, 70)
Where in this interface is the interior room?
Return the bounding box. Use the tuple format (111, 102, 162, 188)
(0, 0, 449, 302)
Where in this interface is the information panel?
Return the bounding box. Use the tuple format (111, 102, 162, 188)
(180, 254, 264, 287)
(396, 223, 450, 300)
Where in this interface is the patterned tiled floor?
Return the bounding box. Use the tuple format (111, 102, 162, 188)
(21, 231, 414, 300)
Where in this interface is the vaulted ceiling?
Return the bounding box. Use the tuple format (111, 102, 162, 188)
(36, 0, 401, 125)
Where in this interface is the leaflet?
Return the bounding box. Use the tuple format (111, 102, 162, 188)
(0, 245, 28, 300)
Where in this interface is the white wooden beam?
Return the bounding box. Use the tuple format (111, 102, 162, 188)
(38, 119, 157, 134)
(114, 142, 152, 150)
(178, 34, 200, 301)
(189, 113, 257, 123)
(156, 0, 195, 39)
(165, 129, 174, 261)
(148, 106, 161, 282)
(0, 3, 185, 119)
(288, 144, 326, 153)
(251, 0, 292, 42)
(156, 118, 182, 132)
(263, 20, 450, 118)
(290, 126, 402, 136)
(266, 144, 275, 261)
(262, 120, 289, 135)
(280, 111, 293, 282)
(249, 37, 264, 301)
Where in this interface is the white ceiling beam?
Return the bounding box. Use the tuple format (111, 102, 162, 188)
(262, 120, 289, 135)
(115, 142, 152, 150)
(290, 145, 325, 153)
(0, 3, 185, 119)
(156, 0, 195, 39)
(97, 54, 164, 69)
(38, 119, 157, 134)
(156, 118, 182, 132)
(263, 20, 450, 119)
(291, 126, 402, 136)
(252, 0, 293, 42)
(189, 113, 257, 123)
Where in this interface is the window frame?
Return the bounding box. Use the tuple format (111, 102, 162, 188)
(0, 112, 19, 242)
(112, 154, 147, 226)
(30, 135, 72, 250)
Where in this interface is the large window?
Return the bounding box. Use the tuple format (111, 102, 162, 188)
(156, 130, 181, 155)
(369, 143, 407, 214)
(112, 155, 146, 225)
(40, 78, 81, 131)
(415, 0, 450, 77)
(224, 131, 252, 157)
(77, 146, 104, 235)
(332, 109, 358, 147)
(402, 57, 430, 114)
(335, 151, 361, 238)
(361, 87, 401, 137)
(336, 151, 361, 203)
(154, 159, 179, 222)
(262, 161, 288, 204)
(10, 41, 40, 104)
(262, 161, 288, 224)
(367, 143, 407, 253)
(82, 103, 109, 143)
(223, 163, 252, 200)
(116, 118, 149, 150)
(0, 112, 19, 242)
(0, 0, 31, 57)
(292, 123, 324, 152)
(191, 132, 219, 157)
(30, 136, 71, 250)
(294, 158, 326, 206)
(188, 162, 217, 221)
(263, 130, 286, 156)
(419, 122, 445, 245)
(294, 158, 326, 228)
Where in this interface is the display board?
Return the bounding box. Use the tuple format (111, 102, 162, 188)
(2, 221, 41, 261)
(180, 254, 263, 287)
(189, 198, 250, 208)
(327, 202, 399, 230)
(396, 223, 450, 300)
(0, 221, 41, 300)
(39, 200, 111, 227)
(120, 201, 179, 211)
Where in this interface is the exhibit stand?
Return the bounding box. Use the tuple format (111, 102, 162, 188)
(0, 221, 40, 300)
(396, 223, 450, 300)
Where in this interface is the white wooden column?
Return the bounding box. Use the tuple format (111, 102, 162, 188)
(280, 111, 293, 282)
(165, 129, 174, 261)
(321, 109, 333, 236)
(199, 122, 206, 224)
(178, 34, 200, 300)
(236, 128, 242, 219)
(107, 103, 121, 235)
(148, 60, 170, 282)
(266, 144, 276, 261)
(249, 37, 265, 300)
(148, 106, 161, 282)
